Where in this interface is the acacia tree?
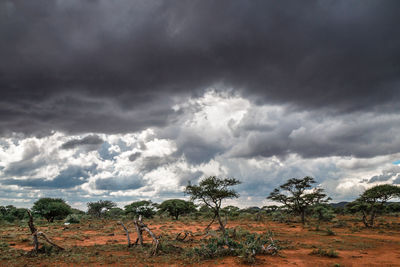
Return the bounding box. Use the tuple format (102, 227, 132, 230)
(87, 200, 116, 218)
(32, 198, 72, 222)
(347, 184, 400, 227)
(185, 176, 241, 233)
(158, 199, 196, 220)
(124, 200, 157, 219)
(267, 176, 330, 224)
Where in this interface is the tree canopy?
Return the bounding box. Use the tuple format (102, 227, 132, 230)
(32, 198, 72, 222)
(347, 184, 400, 227)
(124, 200, 157, 219)
(268, 176, 330, 224)
(158, 199, 196, 220)
(185, 176, 241, 232)
(0, 205, 27, 223)
(87, 200, 117, 218)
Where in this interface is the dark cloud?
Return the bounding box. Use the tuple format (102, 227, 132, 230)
(1, 1, 399, 135)
(128, 152, 142, 162)
(174, 133, 225, 164)
(61, 135, 103, 150)
(177, 170, 203, 186)
(95, 175, 145, 191)
(367, 166, 400, 183)
(230, 110, 400, 159)
(2, 165, 95, 189)
(138, 156, 176, 172)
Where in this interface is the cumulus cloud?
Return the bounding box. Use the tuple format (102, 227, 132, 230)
(94, 175, 145, 191)
(2, 165, 96, 189)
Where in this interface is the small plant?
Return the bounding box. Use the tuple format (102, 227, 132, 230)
(325, 227, 336, 236)
(333, 220, 348, 228)
(310, 247, 339, 258)
(350, 225, 361, 233)
(0, 242, 9, 249)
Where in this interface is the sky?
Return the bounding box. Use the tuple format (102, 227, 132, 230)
(1, 0, 400, 210)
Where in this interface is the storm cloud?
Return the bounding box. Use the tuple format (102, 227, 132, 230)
(1, 0, 400, 135)
(1, 1, 400, 208)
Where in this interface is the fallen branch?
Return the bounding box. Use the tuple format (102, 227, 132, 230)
(205, 214, 217, 232)
(37, 232, 64, 250)
(118, 221, 131, 247)
(176, 231, 194, 242)
(262, 237, 278, 255)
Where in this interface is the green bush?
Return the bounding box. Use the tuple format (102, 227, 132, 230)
(65, 214, 81, 224)
(270, 211, 289, 223)
(191, 231, 279, 264)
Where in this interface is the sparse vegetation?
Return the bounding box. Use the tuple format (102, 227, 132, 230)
(310, 247, 339, 258)
(1, 180, 400, 266)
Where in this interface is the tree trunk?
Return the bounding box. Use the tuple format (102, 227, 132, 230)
(27, 210, 39, 252)
(26, 210, 64, 252)
(216, 214, 225, 234)
(300, 210, 305, 225)
(361, 210, 371, 227)
(369, 211, 376, 227)
(205, 214, 217, 231)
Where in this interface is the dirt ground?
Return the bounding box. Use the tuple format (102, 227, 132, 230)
(1, 215, 400, 266)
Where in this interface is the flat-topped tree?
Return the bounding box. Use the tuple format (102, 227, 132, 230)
(124, 200, 157, 219)
(185, 176, 241, 233)
(87, 200, 116, 218)
(32, 198, 72, 222)
(347, 184, 400, 227)
(158, 199, 196, 220)
(268, 176, 330, 224)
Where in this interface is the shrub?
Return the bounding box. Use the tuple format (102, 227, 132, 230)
(191, 231, 279, 264)
(270, 211, 289, 223)
(65, 214, 81, 224)
(325, 227, 336, 236)
(310, 248, 339, 258)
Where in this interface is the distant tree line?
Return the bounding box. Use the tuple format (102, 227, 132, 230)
(1, 176, 400, 228)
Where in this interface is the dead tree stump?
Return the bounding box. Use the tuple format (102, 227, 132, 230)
(118, 221, 131, 247)
(133, 216, 160, 256)
(26, 210, 64, 253)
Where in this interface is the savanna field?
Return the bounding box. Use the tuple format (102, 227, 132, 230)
(2, 2, 400, 267)
(2, 212, 400, 266)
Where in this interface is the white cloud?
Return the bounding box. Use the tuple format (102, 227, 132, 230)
(2, 91, 400, 208)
